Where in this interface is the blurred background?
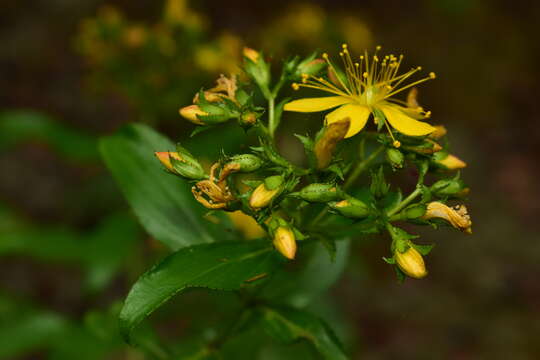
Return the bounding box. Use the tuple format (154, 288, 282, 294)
(1, 0, 540, 359)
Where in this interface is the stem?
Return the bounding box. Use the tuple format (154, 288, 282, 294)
(344, 146, 384, 189)
(386, 187, 422, 217)
(268, 97, 275, 139)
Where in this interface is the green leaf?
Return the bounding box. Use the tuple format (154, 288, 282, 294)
(100, 123, 231, 250)
(119, 241, 281, 343)
(260, 306, 348, 360)
(0, 110, 98, 161)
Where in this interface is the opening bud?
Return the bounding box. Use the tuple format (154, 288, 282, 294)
(155, 147, 205, 180)
(273, 226, 297, 260)
(395, 246, 428, 279)
(243, 47, 260, 63)
(328, 197, 370, 218)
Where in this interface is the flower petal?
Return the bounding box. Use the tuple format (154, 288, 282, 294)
(326, 104, 370, 138)
(379, 104, 435, 136)
(284, 96, 351, 113)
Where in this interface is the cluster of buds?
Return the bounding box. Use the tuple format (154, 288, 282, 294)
(157, 45, 473, 275)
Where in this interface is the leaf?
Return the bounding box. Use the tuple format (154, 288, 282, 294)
(0, 110, 98, 161)
(100, 123, 231, 250)
(119, 241, 281, 343)
(260, 306, 348, 360)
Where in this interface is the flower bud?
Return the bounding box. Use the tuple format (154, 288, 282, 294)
(433, 152, 467, 170)
(328, 197, 370, 218)
(386, 148, 404, 169)
(429, 125, 447, 139)
(395, 246, 428, 279)
(249, 176, 283, 209)
(297, 58, 326, 78)
(273, 226, 297, 260)
(314, 119, 350, 169)
(430, 177, 467, 197)
(422, 201, 472, 234)
(179, 105, 208, 125)
(243, 47, 260, 63)
(228, 154, 263, 173)
(193, 91, 225, 103)
(401, 204, 427, 219)
(290, 183, 341, 203)
(154, 149, 205, 180)
(239, 111, 258, 126)
(403, 139, 442, 155)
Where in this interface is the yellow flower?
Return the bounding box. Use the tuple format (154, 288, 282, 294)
(227, 211, 265, 239)
(284, 45, 436, 146)
(395, 246, 428, 279)
(422, 201, 472, 234)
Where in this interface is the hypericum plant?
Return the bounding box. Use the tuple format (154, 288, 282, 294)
(116, 45, 471, 357)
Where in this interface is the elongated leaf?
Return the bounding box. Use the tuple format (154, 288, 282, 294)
(119, 241, 281, 342)
(100, 123, 230, 250)
(260, 306, 348, 360)
(0, 110, 98, 161)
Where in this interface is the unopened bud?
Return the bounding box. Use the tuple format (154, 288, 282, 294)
(402, 204, 427, 219)
(297, 58, 326, 78)
(386, 148, 404, 169)
(179, 105, 208, 125)
(429, 125, 447, 139)
(290, 183, 341, 203)
(403, 139, 442, 155)
(239, 111, 258, 126)
(395, 246, 427, 279)
(243, 47, 260, 63)
(328, 197, 370, 218)
(431, 178, 467, 197)
(227, 154, 263, 173)
(314, 119, 350, 169)
(249, 176, 283, 209)
(154, 148, 205, 180)
(433, 152, 467, 170)
(273, 226, 297, 260)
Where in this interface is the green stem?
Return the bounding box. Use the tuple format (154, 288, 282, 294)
(268, 97, 275, 139)
(386, 187, 422, 217)
(344, 146, 384, 189)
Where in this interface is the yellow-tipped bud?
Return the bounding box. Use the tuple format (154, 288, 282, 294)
(429, 125, 447, 139)
(179, 105, 208, 125)
(243, 47, 260, 63)
(273, 227, 297, 260)
(395, 246, 427, 279)
(436, 154, 467, 170)
(154, 151, 181, 172)
(422, 202, 472, 234)
(249, 183, 280, 209)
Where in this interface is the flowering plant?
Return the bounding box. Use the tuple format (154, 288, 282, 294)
(102, 44, 471, 358)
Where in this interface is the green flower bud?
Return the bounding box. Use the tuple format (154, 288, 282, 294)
(228, 154, 263, 173)
(155, 146, 205, 180)
(243, 47, 270, 92)
(239, 111, 258, 127)
(328, 197, 370, 218)
(386, 148, 404, 169)
(430, 177, 467, 197)
(401, 204, 427, 219)
(290, 183, 341, 203)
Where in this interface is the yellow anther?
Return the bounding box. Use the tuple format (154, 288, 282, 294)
(417, 66, 422, 70)
(360, 55, 364, 60)
(342, 43, 348, 49)
(363, 72, 368, 78)
(425, 111, 432, 118)
(355, 63, 359, 67)
(393, 140, 401, 148)
(429, 72, 436, 79)
(376, 45, 382, 50)
(374, 56, 379, 62)
(292, 83, 300, 90)
(339, 52, 344, 57)
(322, 53, 329, 59)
